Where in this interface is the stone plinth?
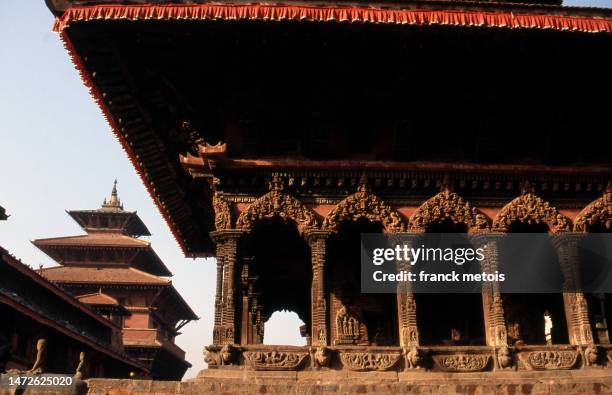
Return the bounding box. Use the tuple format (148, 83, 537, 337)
(79, 369, 612, 395)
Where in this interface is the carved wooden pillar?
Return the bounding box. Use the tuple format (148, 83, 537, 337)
(213, 256, 224, 344)
(554, 233, 593, 345)
(210, 230, 244, 345)
(472, 232, 507, 347)
(240, 256, 252, 345)
(395, 233, 420, 347)
(306, 230, 331, 346)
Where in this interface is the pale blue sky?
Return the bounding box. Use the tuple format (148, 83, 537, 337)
(0, 0, 610, 379)
(0, 0, 305, 378)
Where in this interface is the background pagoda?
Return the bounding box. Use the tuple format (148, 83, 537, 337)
(34, 182, 198, 380)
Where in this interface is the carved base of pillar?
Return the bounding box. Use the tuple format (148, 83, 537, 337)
(213, 325, 236, 345)
(200, 344, 612, 374)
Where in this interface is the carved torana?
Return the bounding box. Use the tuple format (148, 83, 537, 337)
(236, 175, 318, 234)
(493, 193, 572, 232)
(574, 183, 612, 232)
(323, 176, 407, 233)
(410, 190, 490, 232)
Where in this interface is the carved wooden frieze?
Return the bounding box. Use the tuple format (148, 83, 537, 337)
(243, 351, 308, 371)
(493, 193, 572, 232)
(433, 354, 490, 372)
(339, 351, 401, 371)
(236, 176, 318, 234)
(410, 190, 489, 232)
(323, 177, 407, 233)
(520, 350, 579, 370)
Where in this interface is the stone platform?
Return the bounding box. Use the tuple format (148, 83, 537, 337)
(80, 369, 612, 395)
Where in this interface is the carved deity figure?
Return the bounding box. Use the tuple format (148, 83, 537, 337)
(220, 344, 236, 365)
(497, 346, 513, 369)
(311, 346, 331, 368)
(405, 346, 424, 369)
(335, 305, 367, 344)
(584, 344, 599, 367)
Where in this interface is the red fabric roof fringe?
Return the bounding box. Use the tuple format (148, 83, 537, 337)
(57, 31, 192, 256)
(53, 4, 612, 33)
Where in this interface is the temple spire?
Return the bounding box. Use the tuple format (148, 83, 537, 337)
(101, 179, 123, 211)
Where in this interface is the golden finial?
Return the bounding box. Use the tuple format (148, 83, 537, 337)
(101, 179, 123, 210)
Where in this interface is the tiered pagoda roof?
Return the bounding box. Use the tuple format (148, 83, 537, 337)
(39, 266, 170, 285)
(33, 182, 197, 379)
(33, 181, 171, 276)
(34, 182, 196, 320)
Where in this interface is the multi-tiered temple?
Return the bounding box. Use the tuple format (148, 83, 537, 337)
(34, 183, 197, 380)
(44, 0, 612, 390)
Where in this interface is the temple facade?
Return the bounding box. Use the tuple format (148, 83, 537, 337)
(34, 183, 197, 380)
(43, 0, 612, 390)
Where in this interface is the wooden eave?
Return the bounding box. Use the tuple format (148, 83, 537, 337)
(32, 235, 173, 276)
(45, 1, 612, 256)
(68, 209, 151, 236)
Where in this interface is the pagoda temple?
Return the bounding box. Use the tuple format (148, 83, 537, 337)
(44, 0, 612, 392)
(1, 205, 148, 379)
(34, 182, 198, 380)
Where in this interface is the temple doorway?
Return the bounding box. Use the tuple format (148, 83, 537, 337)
(328, 218, 399, 346)
(244, 217, 312, 345)
(500, 221, 569, 345)
(415, 218, 486, 345)
(579, 222, 612, 344)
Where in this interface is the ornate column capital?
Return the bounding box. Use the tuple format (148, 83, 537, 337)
(469, 231, 505, 247)
(210, 229, 248, 244)
(304, 230, 333, 244)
